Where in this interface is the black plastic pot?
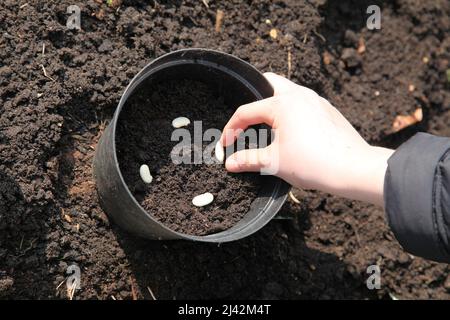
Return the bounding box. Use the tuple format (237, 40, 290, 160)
(93, 48, 291, 242)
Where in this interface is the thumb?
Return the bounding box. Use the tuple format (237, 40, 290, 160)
(264, 72, 297, 96)
(225, 146, 273, 173)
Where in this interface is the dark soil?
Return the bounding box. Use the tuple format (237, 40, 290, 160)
(116, 79, 261, 235)
(1, 0, 449, 299)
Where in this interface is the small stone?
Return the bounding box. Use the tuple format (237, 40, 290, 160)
(269, 28, 278, 39)
(98, 39, 113, 53)
(341, 48, 362, 68)
(323, 51, 333, 65)
(397, 252, 411, 265)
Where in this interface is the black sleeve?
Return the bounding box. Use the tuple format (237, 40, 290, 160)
(384, 132, 450, 263)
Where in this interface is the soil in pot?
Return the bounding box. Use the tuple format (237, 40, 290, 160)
(116, 79, 263, 236)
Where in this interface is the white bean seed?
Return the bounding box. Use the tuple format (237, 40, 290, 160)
(192, 192, 214, 207)
(215, 141, 224, 163)
(139, 164, 153, 184)
(172, 117, 191, 128)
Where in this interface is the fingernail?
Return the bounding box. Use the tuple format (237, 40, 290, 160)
(225, 157, 239, 172)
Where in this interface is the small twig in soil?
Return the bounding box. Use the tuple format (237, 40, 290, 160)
(357, 38, 366, 54)
(268, 61, 274, 73)
(353, 229, 361, 247)
(130, 276, 138, 300)
(66, 111, 83, 125)
(149, 0, 159, 10)
(188, 15, 199, 26)
(388, 292, 400, 300)
(201, 0, 209, 8)
(20, 3, 29, 9)
(312, 30, 326, 42)
(287, 48, 292, 80)
(215, 9, 224, 33)
(147, 286, 157, 300)
(17, 238, 38, 257)
(19, 235, 24, 251)
(228, 255, 242, 264)
(288, 190, 300, 204)
(40, 64, 55, 82)
(278, 249, 284, 263)
(56, 277, 68, 290)
(111, 295, 116, 300)
(346, 220, 361, 248)
(67, 280, 77, 300)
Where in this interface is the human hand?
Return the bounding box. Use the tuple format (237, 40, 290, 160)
(220, 73, 394, 206)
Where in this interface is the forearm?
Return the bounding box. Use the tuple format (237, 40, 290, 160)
(324, 146, 394, 207)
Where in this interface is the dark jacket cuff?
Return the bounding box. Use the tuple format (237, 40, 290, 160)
(384, 132, 450, 263)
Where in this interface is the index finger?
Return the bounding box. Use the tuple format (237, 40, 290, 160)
(220, 96, 277, 147)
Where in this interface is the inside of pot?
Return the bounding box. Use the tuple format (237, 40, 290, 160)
(115, 61, 285, 238)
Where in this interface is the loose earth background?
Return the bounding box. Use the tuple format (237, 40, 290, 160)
(0, 0, 449, 299)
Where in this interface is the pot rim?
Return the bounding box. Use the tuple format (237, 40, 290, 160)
(108, 48, 290, 241)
